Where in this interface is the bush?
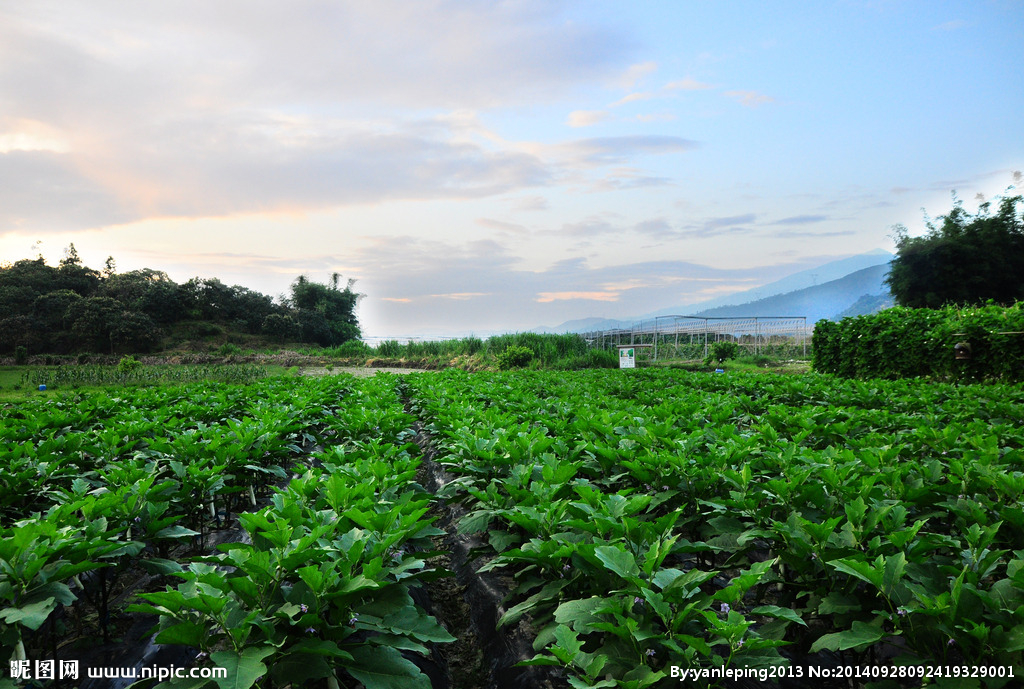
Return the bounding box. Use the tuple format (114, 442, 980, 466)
(555, 348, 619, 370)
(706, 341, 740, 363)
(377, 340, 401, 357)
(117, 355, 142, 375)
(812, 303, 1024, 381)
(331, 340, 372, 357)
(496, 345, 534, 370)
(14, 345, 28, 365)
(218, 342, 242, 357)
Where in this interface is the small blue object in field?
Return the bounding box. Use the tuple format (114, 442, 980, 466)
(38, 384, 47, 391)
(715, 368, 724, 373)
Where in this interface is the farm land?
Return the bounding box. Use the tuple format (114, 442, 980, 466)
(2, 367, 1024, 688)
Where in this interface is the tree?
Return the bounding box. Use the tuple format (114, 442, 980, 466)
(289, 274, 362, 346)
(886, 190, 1024, 308)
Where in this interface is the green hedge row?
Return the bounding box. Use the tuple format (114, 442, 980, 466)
(812, 303, 1024, 381)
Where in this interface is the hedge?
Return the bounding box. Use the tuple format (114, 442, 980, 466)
(812, 303, 1024, 381)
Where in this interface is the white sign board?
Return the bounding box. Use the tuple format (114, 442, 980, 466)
(618, 347, 635, 369)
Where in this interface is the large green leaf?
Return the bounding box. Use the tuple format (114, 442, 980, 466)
(594, 545, 639, 580)
(0, 597, 57, 631)
(344, 645, 431, 689)
(751, 605, 806, 627)
(210, 646, 275, 689)
(810, 620, 887, 653)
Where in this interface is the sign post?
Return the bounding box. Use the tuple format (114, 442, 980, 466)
(618, 346, 635, 369)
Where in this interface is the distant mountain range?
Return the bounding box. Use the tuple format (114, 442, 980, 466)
(537, 249, 894, 333)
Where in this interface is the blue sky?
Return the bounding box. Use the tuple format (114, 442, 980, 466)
(1, 0, 1021, 337)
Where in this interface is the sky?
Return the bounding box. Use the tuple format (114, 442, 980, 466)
(1, 1, 1022, 338)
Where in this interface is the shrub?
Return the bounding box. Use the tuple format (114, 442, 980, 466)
(218, 342, 242, 357)
(14, 346, 28, 365)
(496, 345, 533, 370)
(377, 340, 401, 357)
(555, 348, 619, 370)
(116, 355, 142, 375)
(706, 340, 740, 363)
(811, 303, 1024, 381)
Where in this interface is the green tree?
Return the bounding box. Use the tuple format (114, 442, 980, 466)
(886, 190, 1024, 307)
(66, 297, 122, 353)
(288, 273, 362, 346)
(33, 290, 82, 330)
(262, 313, 298, 342)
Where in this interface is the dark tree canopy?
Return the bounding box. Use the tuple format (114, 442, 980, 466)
(886, 192, 1024, 308)
(0, 248, 363, 355)
(288, 273, 362, 346)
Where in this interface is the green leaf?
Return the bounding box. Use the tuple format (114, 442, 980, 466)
(554, 597, 607, 632)
(594, 544, 639, 580)
(140, 558, 185, 575)
(498, 580, 569, 628)
(345, 645, 431, 689)
(154, 621, 207, 647)
(751, 605, 806, 627)
(810, 620, 887, 653)
(829, 556, 884, 589)
(210, 646, 275, 689)
(818, 591, 860, 615)
(882, 551, 907, 598)
(381, 606, 456, 643)
(0, 597, 57, 631)
(155, 525, 202, 539)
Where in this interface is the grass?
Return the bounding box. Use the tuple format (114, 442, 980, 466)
(0, 363, 282, 402)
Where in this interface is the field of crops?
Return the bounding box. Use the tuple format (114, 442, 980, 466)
(2, 369, 1024, 688)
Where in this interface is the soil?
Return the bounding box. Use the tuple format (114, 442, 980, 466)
(300, 366, 434, 378)
(411, 420, 565, 689)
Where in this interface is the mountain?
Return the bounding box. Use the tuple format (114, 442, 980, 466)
(833, 292, 895, 320)
(539, 250, 895, 334)
(649, 248, 893, 316)
(533, 316, 631, 334)
(690, 264, 891, 323)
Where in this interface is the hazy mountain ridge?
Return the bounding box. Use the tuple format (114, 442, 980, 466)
(689, 264, 891, 322)
(538, 250, 894, 333)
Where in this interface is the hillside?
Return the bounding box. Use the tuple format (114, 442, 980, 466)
(540, 252, 894, 334)
(0, 255, 360, 356)
(691, 264, 891, 322)
(649, 249, 893, 316)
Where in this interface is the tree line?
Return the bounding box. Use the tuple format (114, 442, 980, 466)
(886, 184, 1023, 308)
(0, 246, 361, 355)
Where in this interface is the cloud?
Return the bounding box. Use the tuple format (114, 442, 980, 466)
(0, 151, 135, 233)
(635, 113, 677, 123)
(705, 213, 757, 229)
(428, 292, 490, 300)
(476, 218, 529, 235)
(633, 218, 674, 237)
(0, 1, 638, 233)
(773, 229, 855, 238)
(508, 195, 550, 212)
(567, 110, 611, 128)
(555, 135, 697, 167)
(558, 218, 619, 237)
(768, 215, 829, 225)
(536, 291, 619, 303)
(0, 113, 558, 233)
(665, 78, 715, 91)
(1, 2, 632, 113)
(610, 92, 655, 107)
(724, 90, 774, 108)
(613, 61, 658, 89)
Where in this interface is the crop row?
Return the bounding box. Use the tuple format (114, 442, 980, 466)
(1, 374, 449, 689)
(405, 369, 1024, 688)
